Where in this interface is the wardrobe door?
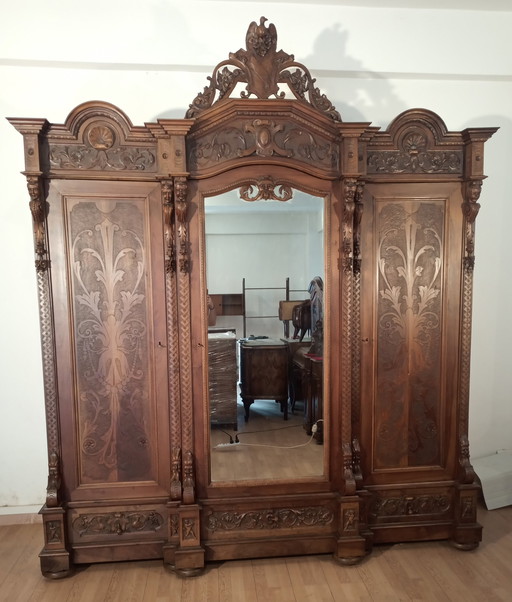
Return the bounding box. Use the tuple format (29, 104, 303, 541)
(47, 180, 171, 562)
(360, 180, 464, 541)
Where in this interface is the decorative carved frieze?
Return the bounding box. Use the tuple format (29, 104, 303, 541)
(73, 511, 164, 536)
(369, 493, 451, 518)
(49, 123, 155, 172)
(367, 130, 463, 175)
(186, 17, 340, 122)
(207, 506, 334, 532)
(49, 143, 156, 171)
(188, 120, 338, 172)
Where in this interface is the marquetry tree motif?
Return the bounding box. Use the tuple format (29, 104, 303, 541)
(376, 201, 444, 468)
(70, 201, 151, 482)
(186, 16, 340, 122)
(239, 176, 293, 202)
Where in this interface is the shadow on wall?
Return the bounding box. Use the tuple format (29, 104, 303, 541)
(299, 22, 406, 124)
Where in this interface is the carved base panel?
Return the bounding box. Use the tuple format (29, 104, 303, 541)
(202, 496, 337, 540)
(364, 484, 480, 546)
(334, 495, 368, 564)
(200, 495, 338, 561)
(68, 503, 168, 545)
(40, 506, 71, 578)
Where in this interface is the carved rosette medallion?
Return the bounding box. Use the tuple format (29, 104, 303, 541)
(207, 506, 334, 532)
(73, 511, 164, 536)
(49, 122, 156, 171)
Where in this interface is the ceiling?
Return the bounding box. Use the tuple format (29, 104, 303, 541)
(228, 0, 512, 11)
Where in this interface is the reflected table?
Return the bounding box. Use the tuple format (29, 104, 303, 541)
(239, 339, 289, 422)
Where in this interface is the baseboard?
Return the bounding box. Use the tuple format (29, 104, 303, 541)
(0, 505, 42, 525)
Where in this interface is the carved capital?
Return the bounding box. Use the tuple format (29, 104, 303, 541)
(161, 179, 176, 273)
(45, 450, 61, 507)
(462, 179, 482, 270)
(174, 177, 189, 273)
(182, 450, 195, 504)
(170, 446, 182, 501)
(26, 175, 49, 272)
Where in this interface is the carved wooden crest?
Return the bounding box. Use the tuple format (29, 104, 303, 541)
(186, 16, 341, 122)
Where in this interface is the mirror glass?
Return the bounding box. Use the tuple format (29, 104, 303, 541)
(205, 187, 326, 482)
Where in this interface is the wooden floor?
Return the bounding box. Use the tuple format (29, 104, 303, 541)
(1, 505, 511, 601)
(210, 400, 324, 482)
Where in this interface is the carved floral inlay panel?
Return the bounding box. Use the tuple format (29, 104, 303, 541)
(207, 506, 334, 532)
(73, 510, 164, 536)
(188, 121, 338, 172)
(375, 200, 444, 468)
(68, 199, 154, 483)
(368, 132, 462, 174)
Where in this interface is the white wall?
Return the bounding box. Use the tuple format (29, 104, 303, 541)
(1, 0, 511, 510)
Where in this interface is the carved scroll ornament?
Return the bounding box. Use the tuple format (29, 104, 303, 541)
(186, 16, 340, 122)
(239, 176, 293, 202)
(73, 510, 164, 536)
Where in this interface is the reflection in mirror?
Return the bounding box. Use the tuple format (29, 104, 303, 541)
(205, 188, 326, 482)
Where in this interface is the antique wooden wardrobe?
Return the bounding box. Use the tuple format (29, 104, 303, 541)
(9, 17, 496, 578)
